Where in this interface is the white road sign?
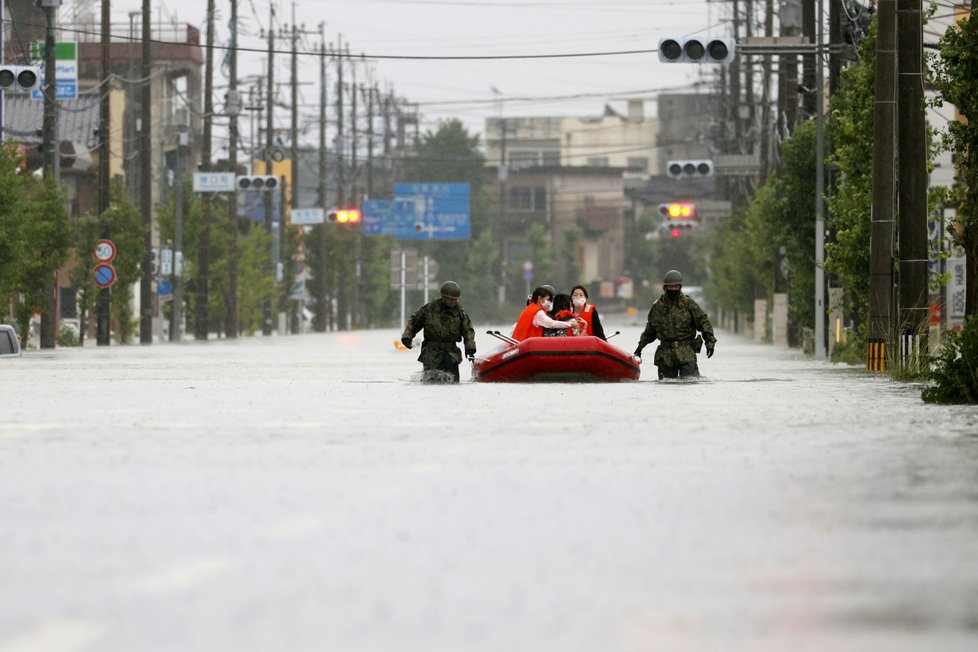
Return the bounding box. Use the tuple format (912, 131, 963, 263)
(192, 172, 236, 192)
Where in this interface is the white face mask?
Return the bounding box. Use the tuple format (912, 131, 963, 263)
(542, 300, 553, 311)
(572, 297, 586, 308)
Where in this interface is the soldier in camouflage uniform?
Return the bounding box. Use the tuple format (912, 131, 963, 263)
(401, 281, 477, 383)
(634, 270, 716, 380)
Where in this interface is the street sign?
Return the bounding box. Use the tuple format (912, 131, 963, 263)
(157, 278, 172, 296)
(364, 184, 471, 240)
(30, 41, 78, 100)
(291, 208, 325, 225)
(192, 172, 236, 192)
(94, 263, 116, 289)
(93, 239, 116, 263)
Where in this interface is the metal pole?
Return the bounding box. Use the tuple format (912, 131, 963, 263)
(170, 129, 187, 341)
(423, 256, 429, 304)
(400, 250, 406, 328)
(195, 0, 215, 340)
(814, 0, 826, 358)
(226, 0, 239, 339)
(139, 0, 154, 344)
(40, 0, 60, 350)
(262, 3, 275, 336)
(97, 0, 112, 347)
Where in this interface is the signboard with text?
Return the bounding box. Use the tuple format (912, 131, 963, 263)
(363, 183, 471, 240)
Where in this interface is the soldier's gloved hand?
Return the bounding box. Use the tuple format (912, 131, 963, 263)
(706, 344, 715, 358)
(465, 349, 476, 362)
(401, 336, 413, 349)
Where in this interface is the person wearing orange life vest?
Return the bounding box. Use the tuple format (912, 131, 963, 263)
(570, 285, 607, 340)
(512, 286, 576, 341)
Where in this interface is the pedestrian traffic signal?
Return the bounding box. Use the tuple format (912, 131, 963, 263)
(328, 208, 362, 227)
(657, 37, 735, 64)
(0, 65, 41, 92)
(666, 159, 714, 178)
(658, 202, 695, 219)
(236, 175, 279, 191)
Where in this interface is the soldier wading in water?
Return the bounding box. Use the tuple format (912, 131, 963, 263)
(401, 281, 477, 383)
(634, 269, 716, 380)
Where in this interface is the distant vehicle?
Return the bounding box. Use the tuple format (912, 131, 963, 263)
(0, 324, 22, 358)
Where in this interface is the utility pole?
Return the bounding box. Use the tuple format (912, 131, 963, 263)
(366, 84, 375, 197)
(139, 0, 154, 344)
(813, 0, 827, 358)
(760, 0, 774, 178)
(97, 0, 112, 346)
(289, 9, 299, 334)
(169, 128, 188, 341)
(335, 37, 345, 206)
(868, 0, 897, 371)
(39, 0, 60, 350)
(226, 0, 240, 338)
(315, 27, 328, 333)
(897, 0, 928, 368)
(778, 0, 801, 138)
(262, 3, 275, 336)
(194, 0, 215, 340)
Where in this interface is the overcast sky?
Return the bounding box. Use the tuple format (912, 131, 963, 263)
(66, 0, 726, 142)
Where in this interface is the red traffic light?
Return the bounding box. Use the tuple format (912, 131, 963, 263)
(670, 227, 683, 238)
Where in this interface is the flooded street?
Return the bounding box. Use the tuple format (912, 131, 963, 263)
(2, 325, 977, 651)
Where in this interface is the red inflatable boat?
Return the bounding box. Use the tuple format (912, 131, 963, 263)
(474, 333, 641, 383)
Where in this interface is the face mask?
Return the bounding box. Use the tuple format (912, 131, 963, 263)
(542, 300, 553, 311)
(665, 289, 681, 300)
(572, 297, 586, 308)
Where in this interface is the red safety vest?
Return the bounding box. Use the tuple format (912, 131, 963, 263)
(512, 303, 545, 341)
(575, 303, 596, 336)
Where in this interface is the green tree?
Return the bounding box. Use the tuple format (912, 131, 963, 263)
(0, 145, 32, 320)
(932, 10, 978, 315)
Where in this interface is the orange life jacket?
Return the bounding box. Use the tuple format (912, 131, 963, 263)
(575, 303, 596, 336)
(553, 310, 584, 336)
(512, 303, 545, 341)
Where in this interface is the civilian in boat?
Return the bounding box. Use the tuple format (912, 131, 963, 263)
(512, 286, 577, 341)
(401, 281, 476, 383)
(543, 293, 585, 337)
(570, 285, 607, 340)
(633, 269, 716, 380)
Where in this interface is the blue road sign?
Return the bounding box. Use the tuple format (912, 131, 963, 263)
(364, 183, 470, 241)
(157, 278, 173, 296)
(94, 263, 116, 289)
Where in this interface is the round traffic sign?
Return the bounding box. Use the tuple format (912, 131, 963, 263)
(94, 239, 117, 263)
(94, 263, 117, 288)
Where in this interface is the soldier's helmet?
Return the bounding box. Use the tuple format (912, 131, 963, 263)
(663, 269, 684, 285)
(440, 281, 462, 299)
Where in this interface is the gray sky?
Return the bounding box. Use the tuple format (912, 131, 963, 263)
(74, 0, 725, 142)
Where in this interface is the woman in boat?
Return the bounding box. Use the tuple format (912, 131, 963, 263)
(512, 286, 576, 341)
(544, 293, 585, 337)
(570, 285, 607, 340)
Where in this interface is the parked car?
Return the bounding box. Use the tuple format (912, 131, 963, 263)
(1, 324, 22, 357)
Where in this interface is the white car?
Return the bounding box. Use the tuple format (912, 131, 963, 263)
(0, 324, 22, 357)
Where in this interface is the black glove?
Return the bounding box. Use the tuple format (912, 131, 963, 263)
(633, 348, 642, 358)
(706, 345, 715, 358)
(465, 349, 476, 362)
(401, 336, 413, 349)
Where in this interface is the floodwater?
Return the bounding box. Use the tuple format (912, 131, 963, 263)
(1, 323, 977, 652)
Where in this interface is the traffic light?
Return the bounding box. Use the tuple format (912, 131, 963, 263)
(658, 202, 696, 219)
(666, 159, 714, 178)
(657, 37, 735, 64)
(0, 65, 41, 92)
(328, 208, 362, 227)
(661, 221, 697, 238)
(236, 175, 279, 191)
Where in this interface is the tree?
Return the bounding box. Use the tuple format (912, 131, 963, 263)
(932, 9, 978, 315)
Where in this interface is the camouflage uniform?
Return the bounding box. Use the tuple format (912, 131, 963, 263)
(635, 292, 716, 379)
(402, 299, 476, 382)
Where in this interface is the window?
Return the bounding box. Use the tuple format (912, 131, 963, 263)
(542, 150, 561, 167)
(509, 152, 539, 170)
(586, 157, 609, 167)
(627, 157, 649, 172)
(508, 186, 547, 212)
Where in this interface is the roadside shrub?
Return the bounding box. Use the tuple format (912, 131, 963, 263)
(921, 316, 978, 404)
